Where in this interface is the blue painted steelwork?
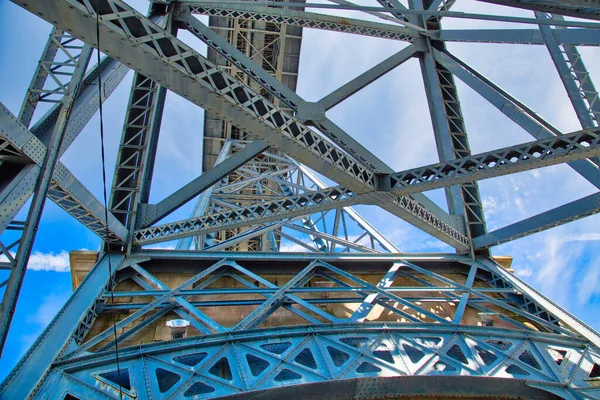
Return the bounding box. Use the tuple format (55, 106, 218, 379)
(31, 324, 600, 399)
(2, 0, 600, 398)
(3, 254, 600, 398)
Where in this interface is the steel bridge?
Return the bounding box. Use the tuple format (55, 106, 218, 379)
(1, 0, 600, 398)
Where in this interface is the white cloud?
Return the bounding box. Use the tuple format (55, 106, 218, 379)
(0, 250, 71, 272)
(482, 196, 498, 216)
(515, 267, 532, 278)
(562, 233, 600, 243)
(28, 250, 70, 272)
(279, 243, 311, 252)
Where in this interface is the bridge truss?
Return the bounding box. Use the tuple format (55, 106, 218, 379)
(1, 0, 600, 398)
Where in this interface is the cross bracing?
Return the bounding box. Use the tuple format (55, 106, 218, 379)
(2, 0, 600, 398)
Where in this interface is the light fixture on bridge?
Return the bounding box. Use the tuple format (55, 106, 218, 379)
(478, 312, 499, 327)
(166, 319, 191, 340)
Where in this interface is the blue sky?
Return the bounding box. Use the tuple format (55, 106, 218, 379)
(1, 0, 600, 382)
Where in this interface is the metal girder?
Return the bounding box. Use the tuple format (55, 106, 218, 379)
(34, 325, 600, 399)
(62, 259, 235, 358)
(0, 39, 93, 356)
(20, 0, 380, 192)
(439, 29, 600, 46)
(415, 4, 487, 243)
(387, 127, 600, 192)
(135, 128, 600, 246)
(175, 140, 234, 250)
(0, 255, 123, 400)
(0, 103, 128, 242)
(109, 14, 170, 246)
(184, 3, 416, 42)
(109, 73, 165, 232)
(181, 13, 389, 174)
(480, 257, 600, 349)
(141, 140, 269, 227)
(135, 186, 362, 245)
(175, 1, 600, 29)
(433, 49, 600, 190)
(181, 13, 462, 247)
(71, 256, 589, 344)
(13, 0, 471, 250)
(537, 13, 600, 129)
(67, 1, 477, 252)
(479, 0, 600, 21)
(0, 56, 129, 233)
(474, 192, 600, 249)
(61, 255, 599, 344)
(317, 45, 418, 111)
(18, 27, 70, 128)
(201, 223, 284, 252)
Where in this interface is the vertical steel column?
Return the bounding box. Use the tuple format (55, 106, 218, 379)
(0, 44, 93, 354)
(195, 10, 301, 251)
(414, 0, 487, 246)
(109, 14, 170, 252)
(108, 75, 166, 251)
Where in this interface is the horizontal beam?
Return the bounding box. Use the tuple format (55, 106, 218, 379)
(440, 28, 600, 46)
(434, 49, 600, 189)
(136, 128, 600, 246)
(473, 192, 600, 248)
(172, 1, 600, 29)
(283, 223, 380, 253)
(387, 127, 600, 193)
(478, 0, 600, 21)
(0, 102, 128, 242)
(185, 3, 416, 41)
(137, 250, 470, 262)
(101, 285, 515, 297)
(135, 187, 362, 245)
